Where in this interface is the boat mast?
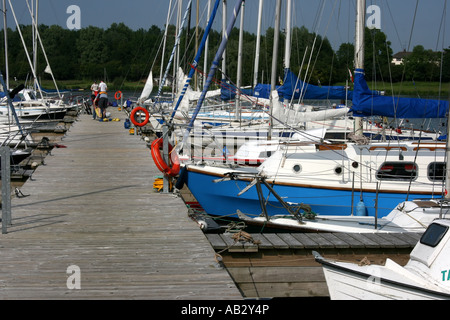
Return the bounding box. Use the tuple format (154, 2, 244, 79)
(354, 0, 365, 137)
(155, 0, 193, 101)
(159, 0, 173, 92)
(269, 0, 282, 140)
(203, 0, 211, 88)
(235, 1, 244, 121)
(2, 0, 8, 90)
(169, 0, 221, 122)
(182, 0, 244, 146)
(222, 0, 227, 82)
(253, 0, 263, 88)
(32, 0, 38, 93)
(7, 0, 44, 99)
(446, 93, 450, 201)
(284, 0, 291, 71)
(25, 0, 61, 99)
(194, 0, 199, 90)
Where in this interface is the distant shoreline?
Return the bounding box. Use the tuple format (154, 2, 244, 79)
(27, 79, 450, 99)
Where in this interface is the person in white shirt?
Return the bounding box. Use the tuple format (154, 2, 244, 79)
(90, 81, 100, 119)
(95, 81, 108, 119)
(90, 81, 99, 96)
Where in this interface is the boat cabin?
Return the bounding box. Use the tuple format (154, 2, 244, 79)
(407, 219, 450, 288)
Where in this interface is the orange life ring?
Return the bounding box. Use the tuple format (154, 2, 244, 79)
(114, 91, 122, 100)
(151, 138, 180, 177)
(130, 106, 149, 127)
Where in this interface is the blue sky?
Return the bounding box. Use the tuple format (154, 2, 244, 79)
(5, 0, 450, 54)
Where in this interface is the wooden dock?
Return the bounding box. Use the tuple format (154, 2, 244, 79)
(206, 231, 421, 298)
(0, 106, 242, 300)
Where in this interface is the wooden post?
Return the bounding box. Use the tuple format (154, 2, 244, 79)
(375, 182, 379, 230)
(162, 125, 170, 193)
(1, 146, 11, 234)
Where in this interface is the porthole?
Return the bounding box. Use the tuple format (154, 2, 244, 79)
(335, 166, 343, 175)
(352, 161, 359, 169)
(292, 164, 302, 174)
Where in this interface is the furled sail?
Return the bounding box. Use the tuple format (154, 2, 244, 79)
(351, 68, 449, 118)
(278, 69, 353, 101)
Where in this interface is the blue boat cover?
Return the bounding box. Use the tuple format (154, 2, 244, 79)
(220, 81, 256, 101)
(253, 83, 271, 99)
(220, 68, 350, 101)
(351, 68, 449, 118)
(277, 69, 353, 101)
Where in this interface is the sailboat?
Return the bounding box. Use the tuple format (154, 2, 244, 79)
(0, 88, 68, 124)
(169, 0, 438, 162)
(0, 0, 72, 125)
(0, 74, 33, 168)
(314, 219, 450, 299)
(181, 0, 449, 221)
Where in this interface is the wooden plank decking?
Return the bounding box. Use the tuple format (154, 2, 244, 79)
(205, 231, 422, 251)
(205, 232, 420, 298)
(0, 107, 242, 300)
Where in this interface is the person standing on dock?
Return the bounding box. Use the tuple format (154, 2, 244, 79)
(91, 81, 99, 119)
(95, 80, 108, 119)
(90, 81, 99, 98)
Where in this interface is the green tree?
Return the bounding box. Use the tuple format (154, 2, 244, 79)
(336, 42, 354, 81)
(76, 26, 107, 79)
(442, 47, 450, 82)
(364, 27, 393, 82)
(39, 25, 79, 80)
(403, 45, 442, 82)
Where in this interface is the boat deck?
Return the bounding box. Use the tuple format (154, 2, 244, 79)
(0, 106, 242, 299)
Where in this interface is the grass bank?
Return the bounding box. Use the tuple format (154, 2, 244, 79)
(38, 79, 147, 92)
(337, 80, 450, 98)
(35, 79, 450, 99)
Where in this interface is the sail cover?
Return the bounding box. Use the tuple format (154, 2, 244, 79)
(351, 68, 449, 118)
(220, 81, 257, 101)
(277, 69, 353, 101)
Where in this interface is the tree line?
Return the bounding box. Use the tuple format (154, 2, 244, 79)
(0, 22, 449, 90)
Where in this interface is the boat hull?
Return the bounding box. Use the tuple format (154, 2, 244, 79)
(185, 166, 431, 219)
(320, 259, 450, 300)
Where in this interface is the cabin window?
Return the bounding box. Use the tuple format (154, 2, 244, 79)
(376, 161, 418, 181)
(420, 223, 448, 247)
(259, 151, 272, 158)
(334, 166, 343, 175)
(428, 162, 446, 181)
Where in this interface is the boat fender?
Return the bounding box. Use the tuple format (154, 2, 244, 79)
(356, 200, 368, 216)
(124, 118, 131, 129)
(130, 106, 150, 127)
(151, 138, 180, 177)
(198, 220, 208, 229)
(175, 166, 187, 189)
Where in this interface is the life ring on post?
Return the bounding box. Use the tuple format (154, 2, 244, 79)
(114, 91, 122, 100)
(151, 138, 180, 177)
(130, 106, 149, 127)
